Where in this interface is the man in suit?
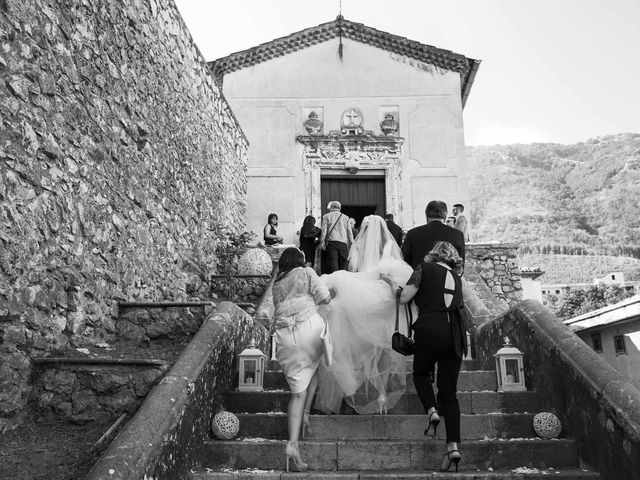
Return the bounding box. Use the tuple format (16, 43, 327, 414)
(452, 203, 470, 242)
(402, 200, 465, 271)
(384, 213, 403, 247)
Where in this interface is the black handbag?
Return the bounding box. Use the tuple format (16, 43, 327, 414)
(391, 287, 415, 356)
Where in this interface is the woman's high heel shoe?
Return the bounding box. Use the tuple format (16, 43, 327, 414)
(285, 441, 308, 472)
(376, 393, 388, 415)
(440, 449, 461, 472)
(424, 410, 440, 437)
(301, 410, 311, 440)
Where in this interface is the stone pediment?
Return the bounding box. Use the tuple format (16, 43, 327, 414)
(210, 16, 480, 107)
(296, 131, 404, 156)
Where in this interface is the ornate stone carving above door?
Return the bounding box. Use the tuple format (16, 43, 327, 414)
(296, 127, 405, 222)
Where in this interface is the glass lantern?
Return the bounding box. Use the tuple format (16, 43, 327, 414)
(238, 341, 266, 392)
(493, 336, 526, 392)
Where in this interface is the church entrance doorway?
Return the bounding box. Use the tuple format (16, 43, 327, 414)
(320, 176, 386, 231)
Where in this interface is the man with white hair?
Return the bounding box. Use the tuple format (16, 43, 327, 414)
(320, 201, 354, 273)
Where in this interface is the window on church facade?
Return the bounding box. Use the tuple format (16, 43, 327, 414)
(591, 333, 602, 353)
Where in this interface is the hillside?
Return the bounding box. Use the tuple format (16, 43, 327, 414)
(466, 133, 640, 257)
(519, 254, 640, 284)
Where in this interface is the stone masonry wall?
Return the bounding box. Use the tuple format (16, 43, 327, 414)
(467, 243, 523, 307)
(0, 0, 248, 418)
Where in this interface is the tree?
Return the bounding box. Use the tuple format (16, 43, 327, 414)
(551, 285, 634, 320)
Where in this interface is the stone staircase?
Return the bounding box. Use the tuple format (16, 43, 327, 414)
(190, 359, 600, 479)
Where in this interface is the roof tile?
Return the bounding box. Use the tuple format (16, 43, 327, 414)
(209, 17, 480, 106)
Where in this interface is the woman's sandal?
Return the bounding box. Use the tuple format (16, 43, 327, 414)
(424, 410, 440, 437)
(440, 449, 461, 472)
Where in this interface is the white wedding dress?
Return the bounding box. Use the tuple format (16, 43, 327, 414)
(316, 215, 416, 414)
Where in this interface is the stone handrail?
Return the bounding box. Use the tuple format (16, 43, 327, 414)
(85, 302, 269, 480)
(475, 299, 640, 479)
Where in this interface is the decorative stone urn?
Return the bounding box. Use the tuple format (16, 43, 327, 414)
(303, 111, 323, 135)
(380, 113, 399, 136)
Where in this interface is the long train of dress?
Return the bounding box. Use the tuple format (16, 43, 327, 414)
(316, 257, 415, 414)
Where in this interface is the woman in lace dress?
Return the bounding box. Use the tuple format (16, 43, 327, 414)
(272, 247, 332, 471)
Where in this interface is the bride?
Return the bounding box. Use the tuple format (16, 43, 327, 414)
(316, 215, 415, 414)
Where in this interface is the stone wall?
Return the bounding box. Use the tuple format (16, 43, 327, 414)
(476, 300, 640, 480)
(33, 361, 167, 423)
(0, 0, 248, 418)
(467, 243, 523, 307)
(210, 276, 270, 304)
(117, 305, 211, 344)
(86, 302, 270, 480)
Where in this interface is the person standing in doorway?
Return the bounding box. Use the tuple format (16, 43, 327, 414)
(348, 217, 358, 241)
(452, 204, 470, 242)
(299, 215, 321, 267)
(384, 213, 403, 247)
(320, 201, 353, 274)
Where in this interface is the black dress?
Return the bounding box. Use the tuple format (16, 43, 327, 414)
(299, 226, 321, 266)
(264, 225, 282, 246)
(411, 261, 465, 444)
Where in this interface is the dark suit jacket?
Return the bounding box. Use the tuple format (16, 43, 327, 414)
(401, 220, 465, 270)
(385, 220, 403, 247)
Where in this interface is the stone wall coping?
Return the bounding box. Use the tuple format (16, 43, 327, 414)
(33, 357, 166, 366)
(85, 302, 267, 480)
(210, 274, 271, 279)
(118, 301, 216, 308)
(467, 242, 519, 250)
(477, 299, 640, 439)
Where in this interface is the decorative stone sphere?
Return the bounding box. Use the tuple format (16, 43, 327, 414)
(533, 412, 562, 439)
(237, 248, 273, 275)
(211, 411, 240, 440)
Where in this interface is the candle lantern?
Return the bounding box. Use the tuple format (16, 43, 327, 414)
(238, 341, 266, 392)
(493, 336, 526, 392)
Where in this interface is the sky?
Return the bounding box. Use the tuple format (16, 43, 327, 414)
(174, 0, 640, 146)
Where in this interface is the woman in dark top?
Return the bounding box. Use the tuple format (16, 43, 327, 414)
(299, 216, 321, 267)
(264, 213, 283, 246)
(381, 241, 467, 472)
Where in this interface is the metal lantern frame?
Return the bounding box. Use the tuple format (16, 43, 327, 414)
(238, 342, 266, 392)
(493, 337, 526, 392)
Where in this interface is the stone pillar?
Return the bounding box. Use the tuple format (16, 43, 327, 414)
(466, 243, 523, 307)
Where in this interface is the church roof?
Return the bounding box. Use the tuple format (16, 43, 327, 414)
(209, 16, 481, 107)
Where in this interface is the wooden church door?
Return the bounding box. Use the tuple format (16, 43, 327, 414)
(320, 176, 386, 230)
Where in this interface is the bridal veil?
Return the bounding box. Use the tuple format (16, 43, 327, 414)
(316, 215, 415, 414)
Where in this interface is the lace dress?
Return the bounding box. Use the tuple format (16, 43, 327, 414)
(273, 267, 330, 393)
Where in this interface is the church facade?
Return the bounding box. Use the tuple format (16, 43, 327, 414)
(211, 17, 480, 242)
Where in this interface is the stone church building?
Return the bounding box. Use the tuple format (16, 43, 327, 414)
(211, 17, 480, 241)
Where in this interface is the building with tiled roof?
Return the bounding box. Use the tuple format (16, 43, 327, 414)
(209, 17, 480, 252)
(564, 295, 640, 391)
(211, 17, 480, 107)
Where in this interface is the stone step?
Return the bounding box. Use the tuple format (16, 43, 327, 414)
(201, 438, 579, 471)
(266, 358, 482, 372)
(226, 391, 538, 415)
(191, 468, 600, 480)
(236, 413, 535, 440)
(264, 371, 498, 392)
